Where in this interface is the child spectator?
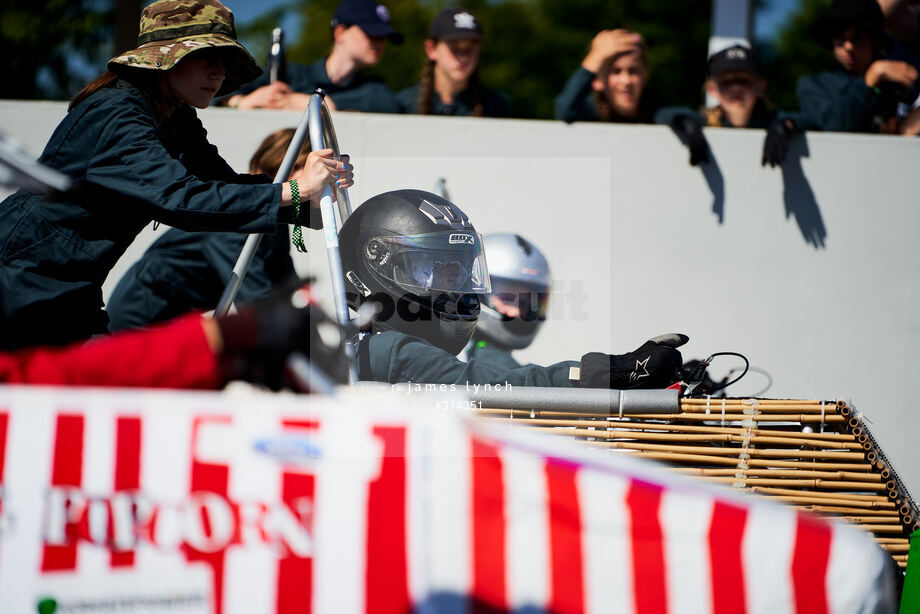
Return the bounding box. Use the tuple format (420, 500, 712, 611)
(223, 0, 402, 113)
(703, 45, 774, 128)
(398, 8, 510, 117)
(797, 0, 920, 133)
(555, 29, 655, 123)
(657, 44, 802, 167)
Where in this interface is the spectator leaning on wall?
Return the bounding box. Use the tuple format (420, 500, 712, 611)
(655, 44, 803, 168)
(222, 0, 403, 113)
(398, 8, 510, 117)
(555, 28, 656, 124)
(796, 0, 920, 134)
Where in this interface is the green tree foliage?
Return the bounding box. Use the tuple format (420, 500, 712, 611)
(759, 0, 837, 112)
(0, 0, 114, 99)
(236, 3, 297, 64)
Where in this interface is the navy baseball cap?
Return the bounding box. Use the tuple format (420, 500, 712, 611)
(331, 0, 403, 44)
(428, 8, 483, 41)
(707, 44, 762, 78)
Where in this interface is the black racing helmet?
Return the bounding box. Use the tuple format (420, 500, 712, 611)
(339, 189, 491, 355)
(476, 233, 551, 350)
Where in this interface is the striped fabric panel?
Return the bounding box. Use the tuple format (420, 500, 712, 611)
(470, 436, 507, 612)
(41, 414, 84, 572)
(626, 479, 668, 614)
(503, 449, 552, 609)
(660, 488, 714, 614)
(577, 466, 634, 614)
(742, 502, 797, 614)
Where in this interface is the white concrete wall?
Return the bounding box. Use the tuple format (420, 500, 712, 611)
(2, 100, 919, 495)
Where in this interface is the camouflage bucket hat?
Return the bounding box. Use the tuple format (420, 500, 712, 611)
(108, 0, 262, 96)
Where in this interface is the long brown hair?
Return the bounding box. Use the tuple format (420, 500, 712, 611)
(68, 69, 176, 120)
(417, 54, 485, 117)
(704, 105, 725, 127)
(592, 90, 615, 122)
(249, 128, 311, 177)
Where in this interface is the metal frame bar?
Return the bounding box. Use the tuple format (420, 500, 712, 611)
(306, 92, 357, 384)
(214, 105, 313, 317)
(385, 384, 680, 414)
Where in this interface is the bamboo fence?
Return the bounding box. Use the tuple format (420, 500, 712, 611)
(474, 397, 918, 569)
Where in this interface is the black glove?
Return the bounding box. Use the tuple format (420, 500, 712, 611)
(216, 278, 349, 389)
(671, 115, 709, 166)
(762, 118, 794, 167)
(580, 333, 689, 389)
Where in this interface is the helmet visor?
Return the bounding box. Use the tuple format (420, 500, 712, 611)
(365, 231, 491, 295)
(487, 277, 549, 323)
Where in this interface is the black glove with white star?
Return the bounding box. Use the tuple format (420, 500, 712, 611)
(579, 333, 689, 389)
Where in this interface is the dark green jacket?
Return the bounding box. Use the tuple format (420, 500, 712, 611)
(357, 330, 577, 387)
(233, 57, 402, 113)
(796, 70, 887, 132)
(0, 80, 282, 350)
(464, 339, 522, 370)
(398, 81, 511, 117)
(106, 226, 296, 332)
(555, 67, 656, 124)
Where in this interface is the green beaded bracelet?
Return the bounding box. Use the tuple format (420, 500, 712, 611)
(290, 179, 306, 253)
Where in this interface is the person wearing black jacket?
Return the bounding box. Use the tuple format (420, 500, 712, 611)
(797, 0, 920, 134)
(223, 0, 403, 113)
(106, 128, 333, 332)
(0, 0, 351, 350)
(398, 8, 510, 117)
(339, 189, 687, 389)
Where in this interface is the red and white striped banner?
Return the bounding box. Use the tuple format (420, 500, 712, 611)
(0, 385, 895, 613)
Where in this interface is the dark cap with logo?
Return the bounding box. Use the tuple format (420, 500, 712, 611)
(428, 8, 483, 41)
(331, 0, 403, 44)
(707, 44, 762, 78)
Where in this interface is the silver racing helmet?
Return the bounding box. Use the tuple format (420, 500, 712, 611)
(339, 189, 490, 355)
(476, 233, 550, 350)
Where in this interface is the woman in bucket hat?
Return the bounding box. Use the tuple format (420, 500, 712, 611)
(0, 0, 354, 351)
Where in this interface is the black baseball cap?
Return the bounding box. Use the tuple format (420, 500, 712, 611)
(707, 44, 762, 78)
(814, 0, 887, 48)
(428, 8, 483, 41)
(331, 0, 403, 44)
